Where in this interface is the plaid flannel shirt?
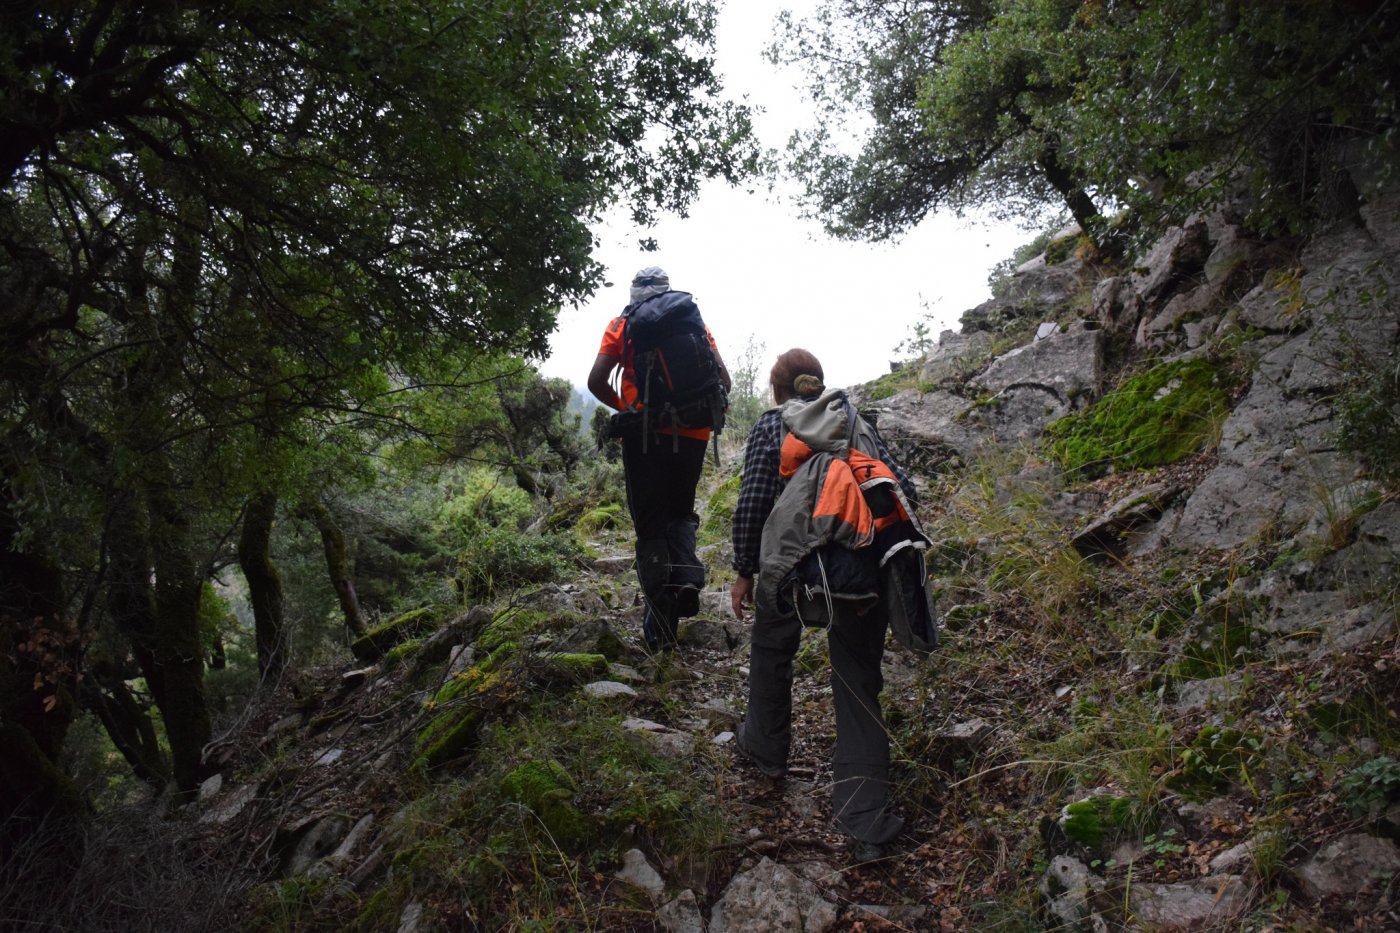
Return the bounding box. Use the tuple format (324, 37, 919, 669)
(731, 406, 916, 578)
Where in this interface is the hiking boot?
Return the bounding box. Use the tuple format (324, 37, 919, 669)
(733, 723, 786, 779)
(851, 840, 889, 862)
(642, 607, 677, 653)
(673, 583, 700, 619)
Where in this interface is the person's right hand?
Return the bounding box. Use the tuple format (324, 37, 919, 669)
(730, 574, 754, 621)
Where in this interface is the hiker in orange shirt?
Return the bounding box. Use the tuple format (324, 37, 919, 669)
(588, 266, 730, 651)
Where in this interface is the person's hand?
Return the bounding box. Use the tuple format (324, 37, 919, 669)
(730, 574, 754, 621)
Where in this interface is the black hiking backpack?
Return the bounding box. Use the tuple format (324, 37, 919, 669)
(621, 290, 728, 442)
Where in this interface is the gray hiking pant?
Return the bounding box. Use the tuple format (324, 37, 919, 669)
(742, 603, 905, 845)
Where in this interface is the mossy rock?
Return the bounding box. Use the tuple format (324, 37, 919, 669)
(500, 759, 589, 850)
(1059, 794, 1139, 850)
(593, 627, 628, 661)
(413, 647, 517, 770)
(430, 642, 515, 706)
(1044, 357, 1234, 477)
(351, 606, 441, 662)
(414, 707, 487, 771)
(478, 607, 552, 653)
(534, 652, 608, 686)
(381, 637, 423, 671)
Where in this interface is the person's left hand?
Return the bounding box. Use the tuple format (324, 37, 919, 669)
(730, 575, 754, 621)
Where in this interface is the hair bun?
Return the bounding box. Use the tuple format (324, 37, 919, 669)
(793, 374, 824, 396)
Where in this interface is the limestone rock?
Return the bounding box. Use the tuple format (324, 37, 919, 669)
(1128, 875, 1252, 929)
(583, 680, 638, 699)
(1292, 833, 1400, 900)
(1040, 855, 1107, 932)
(708, 856, 838, 933)
(657, 889, 705, 933)
(615, 848, 666, 903)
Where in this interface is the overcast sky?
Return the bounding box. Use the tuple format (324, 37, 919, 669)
(538, 0, 1036, 392)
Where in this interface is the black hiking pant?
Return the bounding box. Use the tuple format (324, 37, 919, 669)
(621, 431, 708, 648)
(741, 602, 905, 845)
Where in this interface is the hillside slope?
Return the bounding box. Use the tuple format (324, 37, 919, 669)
(20, 179, 1400, 933)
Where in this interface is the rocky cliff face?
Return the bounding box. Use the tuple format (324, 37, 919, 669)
(862, 179, 1399, 665)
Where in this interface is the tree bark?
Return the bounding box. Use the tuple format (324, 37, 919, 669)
(237, 491, 287, 683)
(0, 472, 85, 834)
(85, 663, 170, 791)
(1037, 137, 1107, 251)
(105, 488, 166, 705)
(306, 499, 366, 638)
(147, 473, 212, 796)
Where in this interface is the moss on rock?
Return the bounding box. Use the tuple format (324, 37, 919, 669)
(351, 606, 441, 662)
(500, 759, 588, 849)
(412, 644, 518, 771)
(478, 607, 550, 652)
(1044, 357, 1234, 477)
(535, 652, 608, 686)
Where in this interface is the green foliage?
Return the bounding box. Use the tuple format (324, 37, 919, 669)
(246, 876, 339, 933)
(724, 334, 773, 444)
(1044, 357, 1234, 477)
(893, 314, 936, 360)
(1169, 594, 1262, 681)
(1172, 726, 1265, 798)
(543, 457, 626, 544)
(499, 760, 588, 850)
(699, 471, 741, 551)
(455, 530, 577, 601)
(863, 367, 926, 401)
(436, 469, 535, 544)
(383, 696, 731, 925)
(936, 450, 1095, 628)
(1336, 341, 1400, 490)
(1340, 756, 1400, 816)
(777, 0, 1400, 247)
(0, 0, 758, 810)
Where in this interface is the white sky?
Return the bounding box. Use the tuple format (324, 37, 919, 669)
(538, 0, 1035, 391)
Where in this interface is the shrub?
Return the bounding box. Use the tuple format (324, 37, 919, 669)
(436, 468, 534, 544)
(1336, 342, 1400, 490)
(455, 528, 577, 600)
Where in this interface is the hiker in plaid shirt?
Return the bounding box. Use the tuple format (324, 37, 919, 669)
(729, 348, 917, 861)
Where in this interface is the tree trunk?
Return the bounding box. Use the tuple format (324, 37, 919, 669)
(1037, 137, 1107, 251)
(306, 499, 366, 639)
(85, 663, 170, 791)
(105, 488, 166, 705)
(0, 473, 85, 836)
(147, 475, 212, 796)
(237, 491, 287, 683)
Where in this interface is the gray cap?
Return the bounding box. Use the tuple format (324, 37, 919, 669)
(629, 266, 669, 305)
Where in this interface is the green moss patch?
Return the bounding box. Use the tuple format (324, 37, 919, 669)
(1044, 357, 1234, 477)
(1060, 794, 1139, 849)
(478, 607, 551, 653)
(413, 645, 518, 771)
(533, 652, 608, 686)
(500, 759, 588, 849)
(351, 606, 441, 662)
